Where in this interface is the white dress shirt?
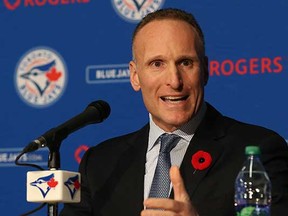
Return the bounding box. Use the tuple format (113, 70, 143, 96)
(144, 102, 207, 199)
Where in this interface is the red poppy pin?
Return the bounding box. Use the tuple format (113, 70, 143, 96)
(191, 150, 212, 171)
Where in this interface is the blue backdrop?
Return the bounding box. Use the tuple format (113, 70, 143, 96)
(1, 0, 287, 215)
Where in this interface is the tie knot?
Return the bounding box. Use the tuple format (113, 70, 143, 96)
(159, 133, 180, 153)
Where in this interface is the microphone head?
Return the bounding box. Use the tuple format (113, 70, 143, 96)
(87, 100, 111, 122)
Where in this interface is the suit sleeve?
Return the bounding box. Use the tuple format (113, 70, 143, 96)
(59, 148, 93, 216)
(260, 132, 288, 215)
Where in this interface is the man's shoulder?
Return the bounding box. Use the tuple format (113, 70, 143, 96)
(87, 124, 149, 155)
(205, 103, 285, 144)
(207, 103, 281, 135)
(224, 114, 282, 138)
(79, 124, 149, 182)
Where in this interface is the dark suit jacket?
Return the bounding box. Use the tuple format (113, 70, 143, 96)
(60, 103, 288, 216)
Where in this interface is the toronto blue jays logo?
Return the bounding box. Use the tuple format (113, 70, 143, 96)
(111, 0, 165, 22)
(30, 173, 59, 198)
(15, 47, 67, 108)
(64, 174, 80, 199)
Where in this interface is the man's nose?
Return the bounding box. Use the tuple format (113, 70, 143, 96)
(166, 64, 183, 89)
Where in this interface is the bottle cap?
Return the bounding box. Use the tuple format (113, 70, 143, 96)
(245, 146, 261, 155)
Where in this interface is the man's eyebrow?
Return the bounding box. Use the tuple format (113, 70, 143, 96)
(175, 55, 199, 63)
(144, 55, 166, 64)
(178, 55, 199, 60)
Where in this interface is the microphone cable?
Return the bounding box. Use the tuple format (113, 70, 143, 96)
(19, 203, 47, 216)
(15, 150, 46, 215)
(15, 150, 44, 171)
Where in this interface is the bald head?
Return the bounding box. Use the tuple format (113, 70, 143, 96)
(131, 8, 205, 60)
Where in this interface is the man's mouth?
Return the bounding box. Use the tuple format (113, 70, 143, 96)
(160, 96, 189, 102)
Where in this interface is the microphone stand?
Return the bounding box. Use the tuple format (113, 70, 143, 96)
(46, 132, 64, 216)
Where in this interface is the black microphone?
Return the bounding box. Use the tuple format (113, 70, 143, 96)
(22, 100, 111, 153)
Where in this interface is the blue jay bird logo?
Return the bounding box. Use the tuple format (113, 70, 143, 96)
(111, 0, 165, 22)
(64, 175, 80, 199)
(15, 47, 67, 108)
(20, 60, 58, 96)
(30, 173, 59, 198)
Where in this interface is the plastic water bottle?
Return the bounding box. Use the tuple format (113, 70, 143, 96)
(234, 146, 271, 216)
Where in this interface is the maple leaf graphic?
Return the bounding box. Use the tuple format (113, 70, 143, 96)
(46, 67, 62, 81)
(74, 180, 80, 190)
(47, 178, 58, 188)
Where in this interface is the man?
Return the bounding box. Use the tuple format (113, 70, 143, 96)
(60, 8, 288, 216)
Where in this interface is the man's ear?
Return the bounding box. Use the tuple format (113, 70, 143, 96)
(129, 61, 141, 91)
(203, 56, 209, 86)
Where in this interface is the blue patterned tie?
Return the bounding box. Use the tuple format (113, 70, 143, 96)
(149, 133, 180, 198)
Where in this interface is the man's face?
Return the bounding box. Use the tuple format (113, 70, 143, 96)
(129, 19, 207, 132)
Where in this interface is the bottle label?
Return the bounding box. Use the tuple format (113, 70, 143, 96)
(236, 205, 270, 216)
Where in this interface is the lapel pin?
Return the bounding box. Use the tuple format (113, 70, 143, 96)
(191, 150, 212, 174)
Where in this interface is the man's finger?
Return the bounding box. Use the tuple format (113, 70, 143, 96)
(144, 198, 176, 210)
(170, 165, 190, 202)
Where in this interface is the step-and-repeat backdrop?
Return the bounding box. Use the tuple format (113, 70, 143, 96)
(1, 0, 287, 215)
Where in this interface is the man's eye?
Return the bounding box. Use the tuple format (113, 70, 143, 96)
(181, 59, 193, 67)
(152, 61, 163, 67)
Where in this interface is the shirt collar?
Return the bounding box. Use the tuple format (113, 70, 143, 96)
(148, 102, 207, 151)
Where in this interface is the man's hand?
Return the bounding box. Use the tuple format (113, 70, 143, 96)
(141, 166, 198, 216)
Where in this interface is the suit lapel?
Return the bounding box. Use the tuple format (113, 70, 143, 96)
(121, 129, 148, 213)
(102, 125, 149, 216)
(179, 104, 226, 197)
